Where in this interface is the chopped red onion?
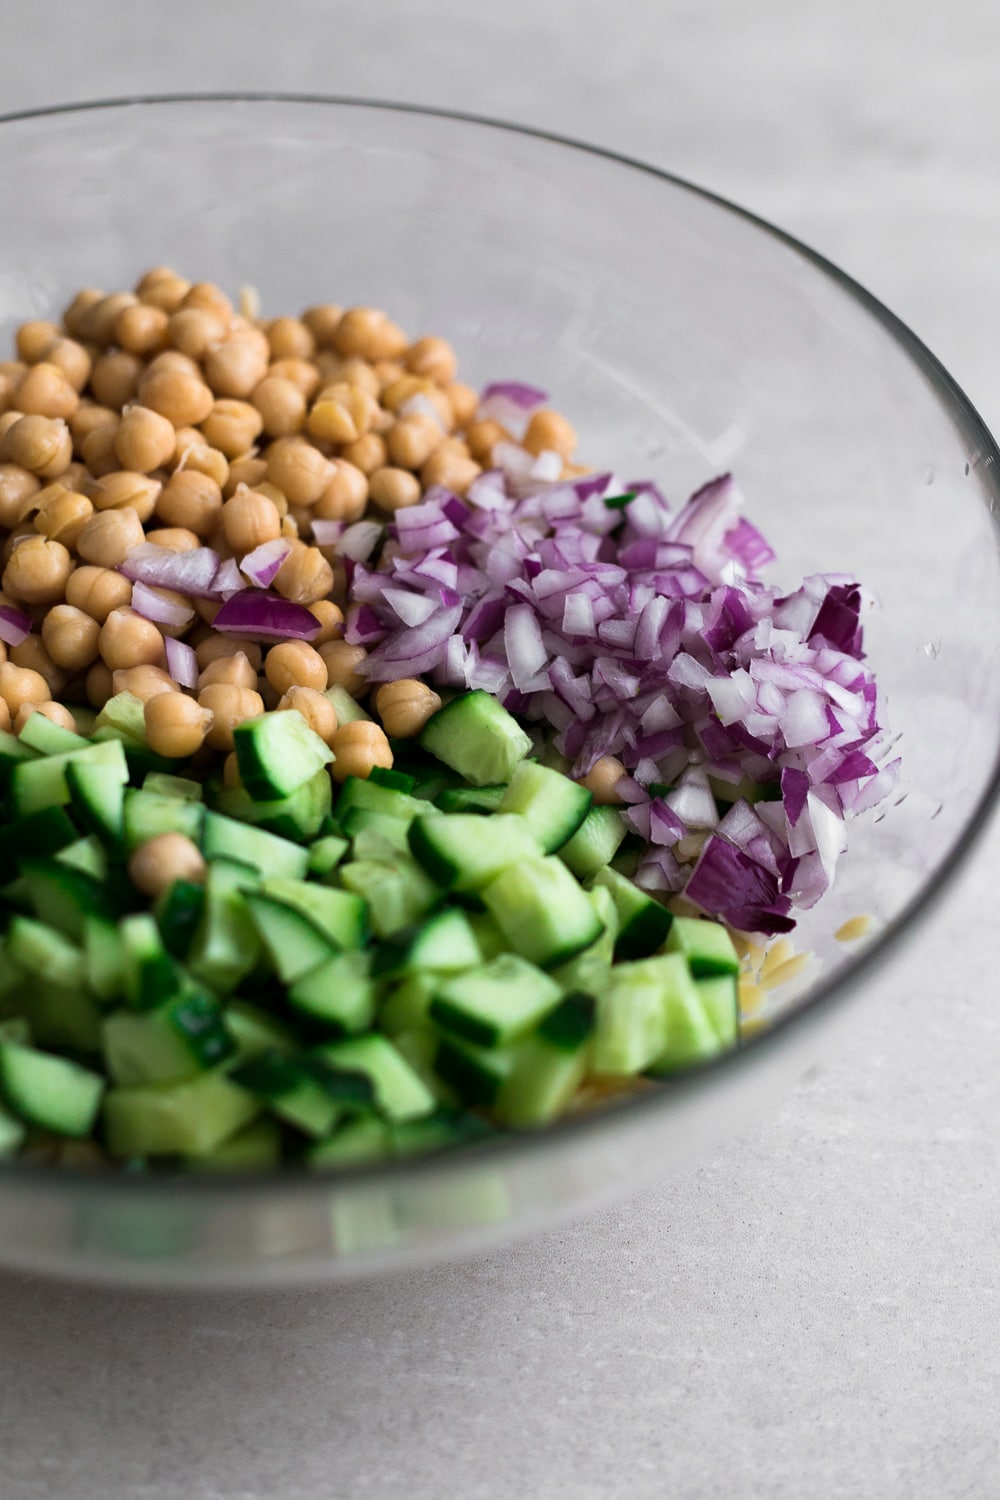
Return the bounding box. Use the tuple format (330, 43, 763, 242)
(212, 591, 321, 641)
(310, 519, 345, 548)
(164, 635, 199, 689)
(210, 558, 247, 598)
(0, 605, 32, 647)
(121, 543, 220, 596)
(336, 521, 383, 563)
(240, 538, 292, 589)
(130, 581, 195, 630)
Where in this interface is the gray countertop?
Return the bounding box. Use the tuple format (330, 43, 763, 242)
(1, 4, 999, 1496)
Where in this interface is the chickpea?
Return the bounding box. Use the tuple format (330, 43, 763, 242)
(181, 281, 234, 324)
(523, 408, 577, 459)
(340, 431, 387, 476)
(138, 366, 215, 427)
(333, 307, 408, 362)
(225, 455, 270, 495)
(266, 438, 333, 506)
(2, 535, 73, 605)
(299, 305, 340, 347)
(273, 541, 334, 606)
(129, 831, 206, 897)
(466, 418, 511, 464)
(146, 350, 201, 381)
(446, 381, 479, 429)
(263, 640, 328, 696)
(307, 383, 378, 445)
(0, 660, 50, 715)
(193, 596, 222, 626)
(172, 433, 229, 490)
(76, 507, 145, 569)
(112, 664, 180, 702)
(263, 316, 313, 362)
(267, 357, 321, 399)
(91, 470, 161, 523)
(88, 351, 143, 410)
(420, 447, 481, 496)
(15, 320, 62, 365)
(135, 267, 177, 296)
(2, 524, 35, 566)
(143, 527, 200, 552)
(15, 362, 80, 422)
(79, 421, 121, 478)
(9, 633, 68, 695)
(386, 413, 443, 471)
(85, 660, 114, 708)
(373, 678, 442, 738)
(69, 402, 117, 446)
(381, 375, 433, 415)
(203, 329, 270, 400)
(580, 755, 626, 805)
(167, 307, 227, 361)
(0, 697, 9, 732)
(115, 405, 175, 474)
(38, 337, 91, 393)
(14, 700, 77, 735)
(0, 415, 73, 479)
(330, 358, 377, 400)
(198, 651, 257, 691)
(98, 608, 165, 671)
(57, 461, 91, 494)
(200, 399, 263, 458)
(405, 335, 457, 385)
(276, 685, 338, 745)
(251, 376, 306, 438)
(368, 465, 421, 512)
(66, 565, 132, 623)
(0, 412, 25, 443)
(40, 604, 101, 671)
(329, 719, 393, 782)
(113, 302, 168, 357)
(197, 683, 264, 751)
(0, 465, 40, 528)
(62, 288, 104, 338)
(79, 292, 139, 348)
(34, 487, 94, 548)
(222, 751, 241, 789)
(307, 599, 345, 645)
(194, 635, 262, 672)
(139, 273, 192, 315)
(220, 486, 281, 554)
(320, 639, 368, 698)
(155, 470, 222, 536)
(308, 460, 366, 524)
(372, 360, 405, 394)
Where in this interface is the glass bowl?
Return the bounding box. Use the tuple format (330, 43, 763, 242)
(0, 95, 997, 1286)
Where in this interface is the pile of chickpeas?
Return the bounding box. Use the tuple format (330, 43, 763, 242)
(0, 269, 586, 810)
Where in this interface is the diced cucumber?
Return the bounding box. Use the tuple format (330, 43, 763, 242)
(9, 736, 128, 816)
(652, 964, 725, 1072)
(313, 1034, 436, 1123)
(83, 916, 127, 1004)
(497, 761, 592, 853)
(120, 914, 187, 1011)
(66, 759, 127, 848)
(187, 858, 262, 994)
(435, 784, 507, 814)
(435, 1033, 515, 1108)
(307, 832, 349, 878)
(695, 976, 740, 1048)
(6, 917, 81, 989)
(388, 1106, 494, 1158)
(142, 772, 203, 801)
(339, 857, 439, 938)
(0, 1018, 32, 1046)
(17, 713, 90, 756)
(371, 908, 482, 979)
(55, 836, 108, 881)
(233, 711, 333, 800)
(103, 1069, 259, 1157)
(93, 691, 147, 745)
(367, 766, 416, 794)
(592, 953, 695, 1075)
(232, 1049, 357, 1138)
(123, 788, 205, 852)
(0, 806, 78, 866)
(408, 812, 539, 892)
(346, 816, 413, 858)
(324, 683, 371, 724)
(307, 1114, 391, 1168)
(20, 858, 119, 941)
(224, 1000, 297, 1061)
(538, 990, 598, 1051)
(0, 1102, 26, 1157)
(288, 950, 376, 1034)
(0, 1043, 104, 1137)
(664, 916, 740, 977)
(154, 878, 206, 961)
(482, 856, 604, 969)
(259, 877, 368, 950)
(195, 1116, 283, 1171)
(18, 983, 103, 1054)
(592, 866, 673, 960)
(0, 729, 39, 795)
(378, 972, 438, 1035)
(201, 810, 309, 879)
(559, 805, 628, 879)
(103, 991, 234, 1085)
(493, 998, 596, 1127)
(430, 954, 562, 1049)
(419, 690, 533, 786)
(334, 775, 436, 826)
(244, 893, 339, 984)
(467, 911, 508, 962)
(213, 768, 332, 843)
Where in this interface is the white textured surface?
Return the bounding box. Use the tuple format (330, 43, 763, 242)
(2, 4, 1000, 1497)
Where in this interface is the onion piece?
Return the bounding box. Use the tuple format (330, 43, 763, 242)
(130, 581, 195, 630)
(240, 538, 292, 589)
(212, 590, 321, 641)
(164, 635, 199, 689)
(121, 543, 220, 596)
(0, 605, 32, 647)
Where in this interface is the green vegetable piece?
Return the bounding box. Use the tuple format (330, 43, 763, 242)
(418, 690, 533, 786)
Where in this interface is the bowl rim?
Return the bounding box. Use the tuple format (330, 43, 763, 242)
(1, 90, 998, 1204)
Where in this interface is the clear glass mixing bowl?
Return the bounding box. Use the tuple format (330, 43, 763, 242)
(0, 95, 997, 1286)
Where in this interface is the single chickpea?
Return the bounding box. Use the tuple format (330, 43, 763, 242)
(181, 282, 233, 323)
(405, 336, 458, 385)
(267, 357, 321, 399)
(91, 471, 161, 523)
(146, 350, 201, 381)
(41, 604, 101, 670)
(386, 413, 444, 471)
(15, 320, 62, 365)
(2, 524, 35, 565)
(89, 350, 143, 410)
(307, 384, 378, 445)
(264, 640, 328, 696)
(0, 415, 73, 479)
(112, 664, 180, 702)
(373, 678, 443, 738)
(114, 302, 168, 357)
(167, 307, 227, 361)
(34, 487, 94, 548)
(172, 434, 229, 490)
(0, 412, 25, 444)
(224, 455, 269, 496)
(446, 381, 479, 429)
(381, 374, 434, 414)
(466, 418, 512, 464)
(78, 292, 139, 348)
(334, 358, 380, 399)
(373, 360, 405, 394)
(65, 564, 132, 623)
(85, 659, 114, 708)
(143, 526, 200, 551)
(194, 634, 262, 672)
(203, 329, 270, 400)
(61, 288, 104, 339)
(319, 640, 368, 698)
(138, 273, 191, 314)
(115, 405, 175, 474)
(198, 651, 257, 691)
(56, 460, 92, 494)
(368, 466, 421, 512)
(38, 337, 92, 393)
(265, 317, 315, 362)
(69, 402, 117, 445)
(98, 608, 165, 671)
(580, 755, 627, 805)
(76, 507, 145, 569)
(9, 634, 68, 696)
(340, 431, 387, 476)
(128, 831, 206, 897)
(155, 470, 222, 536)
(0, 465, 40, 528)
(200, 399, 263, 458)
(273, 541, 334, 606)
(14, 700, 77, 735)
(307, 599, 345, 645)
(138, 366, 215, 428)
(300, 304, 342, 347)
(79, 421, 121, 478)
(329, 719, 393, 782)
(197, 683, 264, 751)
(135, 266, 178, 295)
(277, 685, 338, 745)
(193, 596, 221, 626)
(251, 376, 307, 438)
(420, 447, 481, 496)
(222, 751, 241, 789)
(0, 660, 50, 715)
(266, 438, 333, 506)
(313, 351, 342, 383)
(220, 486, 282, 553)
(523, 408, 577, 460)
(312, 460, 368, 523)
(15, 362, 80, 421)
(2, 535, 73, 605)
(333, 307, 408, 362)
